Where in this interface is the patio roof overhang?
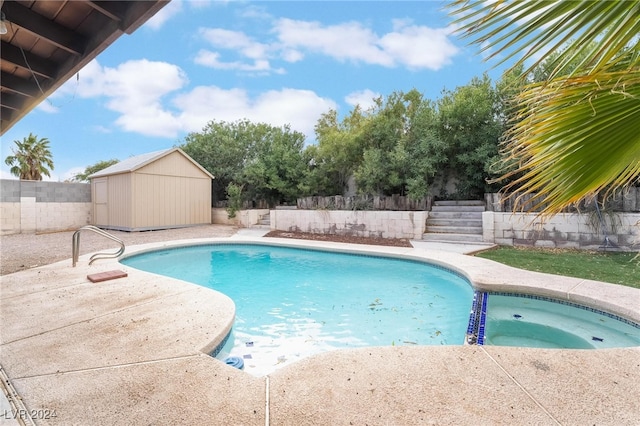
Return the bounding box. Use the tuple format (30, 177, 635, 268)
(0, 0, 170, 135)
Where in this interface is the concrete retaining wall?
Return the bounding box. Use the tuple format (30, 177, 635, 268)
(483, 212, 640, 250)
(272, 209, 427, 240)
(211, 208, 270, 227)
(1, 180, 92, 235)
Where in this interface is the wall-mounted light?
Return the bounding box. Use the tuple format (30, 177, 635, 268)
(0, 11, 8, 35)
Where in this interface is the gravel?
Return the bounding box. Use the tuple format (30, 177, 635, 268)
(0, 225, 238, 275)
(1, 225, 415, 276)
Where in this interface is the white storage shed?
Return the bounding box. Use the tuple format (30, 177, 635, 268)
(89, 148, 213, 231)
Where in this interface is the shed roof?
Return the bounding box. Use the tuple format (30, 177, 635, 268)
(89, 147, 214, 179)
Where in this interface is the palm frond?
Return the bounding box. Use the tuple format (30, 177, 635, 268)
(448, 0, 640, 79)
(498, 71, 640, 212)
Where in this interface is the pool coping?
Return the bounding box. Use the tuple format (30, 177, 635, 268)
(1, 235, 639, 425)
(120, 236, 640, 325)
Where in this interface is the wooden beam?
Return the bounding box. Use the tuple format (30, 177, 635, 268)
(0, 72, 39, 98)
(2, 1, 87, 55)
(0, 92, 27, 111)
(86, 1, 127, 23)
(0, 42, 56, 79)
(1, 107, 18, 128)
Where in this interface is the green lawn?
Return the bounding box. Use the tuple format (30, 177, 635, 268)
(475, 246, 640, 289)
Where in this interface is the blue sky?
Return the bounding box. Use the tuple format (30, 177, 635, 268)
(1, 0, 512, 181)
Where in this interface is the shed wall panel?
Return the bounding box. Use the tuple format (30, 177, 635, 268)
(107, 174, 132, 228)
(92, 178, 109, 226)
(131, 173, 211, 229)
(137, 151, 210, 179)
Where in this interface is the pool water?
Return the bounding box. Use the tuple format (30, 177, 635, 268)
(122, 244, 474, 375)
(483, 294, 640, 349)
(122, 244, 640, 376)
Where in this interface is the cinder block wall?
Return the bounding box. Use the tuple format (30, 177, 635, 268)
(483, 212, 640, 250)
(272, 210, 427, 240)
(211, 208, 270, 227)
(0, 180, 92, 235)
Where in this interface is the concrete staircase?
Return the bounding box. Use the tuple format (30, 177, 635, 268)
(257, 212, 271, 228)
(422, 200, 485, 243)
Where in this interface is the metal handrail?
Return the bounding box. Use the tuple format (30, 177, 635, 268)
(72, 225, 125, 267)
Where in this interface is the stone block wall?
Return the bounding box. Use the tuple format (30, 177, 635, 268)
(1, 180, 92, 235)
(211, 208, 270, 227)
(483, 211, 640, 250)
(272, 209, 427, 240)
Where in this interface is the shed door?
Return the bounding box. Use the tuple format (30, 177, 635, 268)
(94, 178, 108, 225)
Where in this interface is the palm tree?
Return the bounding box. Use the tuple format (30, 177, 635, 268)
(448, 0, 640, 214)
(5, 133, 55, 180)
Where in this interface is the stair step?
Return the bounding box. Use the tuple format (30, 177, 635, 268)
(431, 205, 485, 212)
(426, 219, 483, 227)
(259, 213, 271, 226)
(426, 225, 483, 234)
(421, 233, 485, 243)
(428, 211, 483, 219)
(433, 200, 485, 206)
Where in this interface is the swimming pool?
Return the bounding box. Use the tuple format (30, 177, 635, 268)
(122, 243, 640, 375)
(122, 243, 474, 375)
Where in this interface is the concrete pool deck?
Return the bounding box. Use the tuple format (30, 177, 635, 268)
(1, 233, 639, 425)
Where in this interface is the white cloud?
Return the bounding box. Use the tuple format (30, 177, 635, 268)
(54, 59, 188, 137)
(194, 49, 284, 74)
(145, 0, 183, 30)
(196, 28, 283, 74)
(51, 57, 331, 139)
(36, 100, 59, 113)
(199, 28, 270, 59)
(345, 89, 380, 110)
(237, 5, 272, 20)
(190, 0, 213, 9)
(174, 86, 336, 139)
(280, 49, 304, 63)
(195, 17, 459, 74)
(274, 18, 458, 70)
(379, 22, 459, 70)
(274, 18, 394, 67)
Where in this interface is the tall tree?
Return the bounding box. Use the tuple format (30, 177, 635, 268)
(310, 107, 369, 195)
(355, 90, 446, 199)
(448, 0, 640, 213)
(181, 119, 260, 202)
(5, 133, 54, 180)
(437, 75, 504, 199)
(242, 124, 308, 205)
(72, 159, 119, 182)
(181, 119, 309, 206)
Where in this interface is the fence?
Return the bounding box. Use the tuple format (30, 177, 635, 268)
(1, 179, 92, 235)
(296, 195, 432, 211)
(485, 188, 640, 213)
(483, 211, 640, 250)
